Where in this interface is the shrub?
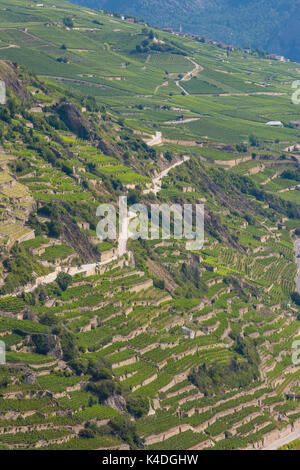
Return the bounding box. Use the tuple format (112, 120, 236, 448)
(110, 415, 143, 449)
(63, 17, 74, 28)
(56, 272, 72, 292)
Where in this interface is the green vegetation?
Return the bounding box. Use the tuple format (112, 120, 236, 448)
(0, 0, 299, 451)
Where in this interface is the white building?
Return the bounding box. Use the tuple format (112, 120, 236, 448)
(265, 121, 284, 127)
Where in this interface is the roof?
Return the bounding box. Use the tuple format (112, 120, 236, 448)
(265, 121, 284, 127)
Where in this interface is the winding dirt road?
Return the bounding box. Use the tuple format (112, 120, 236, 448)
(152, 156, 190, 195)
(176, 57, 203, 96)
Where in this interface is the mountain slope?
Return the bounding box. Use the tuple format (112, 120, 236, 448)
(71, 0, 300, 60)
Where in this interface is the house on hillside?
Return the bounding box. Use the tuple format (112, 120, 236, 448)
(267, 54, 286, 62)
(265, 121, 284, 127)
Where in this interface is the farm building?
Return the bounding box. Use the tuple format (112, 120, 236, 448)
(265, 121, 284, 127)
(267, 54, 286, 62)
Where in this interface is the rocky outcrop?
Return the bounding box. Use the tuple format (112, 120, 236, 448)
(104, 394, 127, 414)
(0, 61, 31, 101)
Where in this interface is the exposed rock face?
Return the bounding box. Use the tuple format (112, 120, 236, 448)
(24, 373, 37, 385)
(47, 337, 63, 360)
(104, 394, 127, 414)
(59, 213, 100, 263)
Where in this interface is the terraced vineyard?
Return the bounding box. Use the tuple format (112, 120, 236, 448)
(0, 0, 300, 452)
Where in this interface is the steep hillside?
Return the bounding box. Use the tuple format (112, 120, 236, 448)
(71, 0, 300, 60)
(0, 0, 300, 452)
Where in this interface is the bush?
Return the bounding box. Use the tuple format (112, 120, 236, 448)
(56, 272, 72, 292)
(87, 378, 121, 403)
(63, 17, 74, 28)
(31, 334, 57, 356)
(126, 395, 149, 418)
(291, 292, 300, 306)
(88, 357, 112, 381)
(110, 415, 143, 449)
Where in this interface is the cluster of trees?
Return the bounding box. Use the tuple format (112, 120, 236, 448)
(80, 96, 101, 113)
(79, 414, 145, 450)
(134, 42, 186, 54)
(291, 292, 300, 306)
(189, 336, 260, 396)
(63, 17, 74, 28)
(133, 29, 187, 55)
(110, 415, 143, 449)
(28, 205, 62, 239)
(249, 135, 260, 147)
(57, 57, 68, 64)
(0, 245, 46, 295)
(0, 94, 23, 126)
(281, 169, 300, 181)
(118, 130, 157, 161)
(52, 326, 78, 361)
(70, 356, 149, 432)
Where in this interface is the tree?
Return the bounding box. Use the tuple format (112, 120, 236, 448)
(79, 428, 95, 439)
(32, 334, 57, 356)
(291, 292, 300, 306)
(249, 134, 259, 147)
(165, 151, 172, 162)
(87, 357, 112, 381)
(56, 272, 72, 291)
(110, 415, 143, 449)
(40, 312, 58, 327)
(47, 219, 61, 238)
(63, 17, 74, 28)
(59, 328, 77, 361)
(69, 358, 88, 376)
